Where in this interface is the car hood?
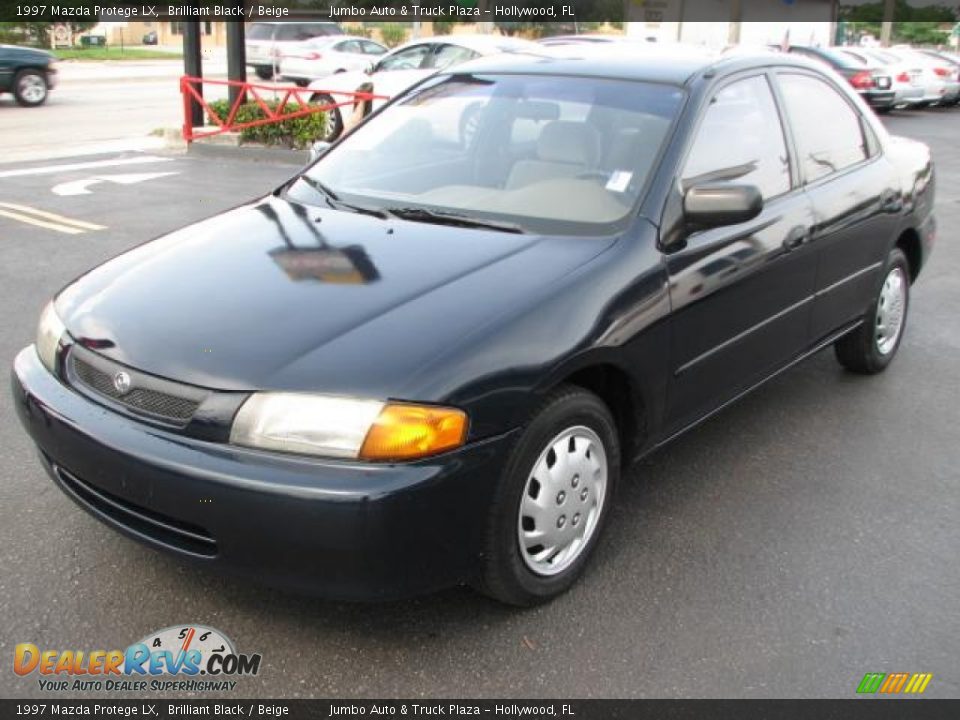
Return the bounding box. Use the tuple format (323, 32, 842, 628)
(55, 196, 617, 397)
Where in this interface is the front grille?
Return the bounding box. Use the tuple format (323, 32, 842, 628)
(50, 460, 217, 558)
(66, 346, 207, 427)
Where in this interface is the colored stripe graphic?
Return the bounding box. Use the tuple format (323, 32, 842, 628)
(904, 673, 933, 694)
(880, 672, 909, 693)
(857, 672, 932, 694)
(857, 673, 885, 694)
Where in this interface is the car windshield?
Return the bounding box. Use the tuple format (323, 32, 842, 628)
(295, 74, 683, 235)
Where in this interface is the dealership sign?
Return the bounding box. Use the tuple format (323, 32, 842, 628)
(13, 625, 261, 693)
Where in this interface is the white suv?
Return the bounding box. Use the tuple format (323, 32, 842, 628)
(245, 22, 343, 80)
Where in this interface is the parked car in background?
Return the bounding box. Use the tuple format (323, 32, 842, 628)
(538, 34, 658, 47)
(785, 45, 895, 111)
(142, 30, 158, 46)
(307, 34, 539, 140)
(279, 36, 387, 86)
(839, 47, 925, 108)
(887, 47, 960, 106)
(245, 21, 343, 80)
(13, 48, 935, 605)
(0, 44, 57, 107)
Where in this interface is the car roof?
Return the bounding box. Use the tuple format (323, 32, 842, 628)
(387, 34, 540, 56)
(444, 44, 822, 86)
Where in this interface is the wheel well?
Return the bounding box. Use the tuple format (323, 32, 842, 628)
(896, 228, 922, 282)
(562, 365, 644, 461)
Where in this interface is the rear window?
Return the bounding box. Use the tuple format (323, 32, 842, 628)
(247, 24, 274, 41)
(275, 23, 343, 42)
(819, 48, 868, 69)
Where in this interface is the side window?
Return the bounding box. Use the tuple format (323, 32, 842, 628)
(429, 45, 480, 71)
(682, 75, 791, 199)
(362, 41, 387, 56)
(335, 40, 362, 54)
(778, 73, 868, 182)
(376, 45, 432, 72)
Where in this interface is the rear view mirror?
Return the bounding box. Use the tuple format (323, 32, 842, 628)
(308, 141, 332, 163)
(683, 183, 763, 231)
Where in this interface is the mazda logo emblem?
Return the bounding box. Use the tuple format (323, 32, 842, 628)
(113, 371, 132, 395)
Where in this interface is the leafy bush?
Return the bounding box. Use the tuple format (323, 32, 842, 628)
(378, 23, 408, 47)
(343, 24, 372, 39)
(206, 99, 327, 150)
(432, 21, 455, 36)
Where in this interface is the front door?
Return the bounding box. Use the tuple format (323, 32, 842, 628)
(663, 72, 818, 435)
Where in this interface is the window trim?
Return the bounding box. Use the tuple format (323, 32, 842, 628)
(771, 68, 882, 190)
(677, 70, 797, 204)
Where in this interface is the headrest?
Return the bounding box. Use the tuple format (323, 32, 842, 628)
(537, 121, 600, 166)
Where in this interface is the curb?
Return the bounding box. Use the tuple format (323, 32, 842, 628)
(184, 140, 309, 166)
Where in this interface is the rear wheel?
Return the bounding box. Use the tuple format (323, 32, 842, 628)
(254, 66, 273, 80)
(477, 386, 619, 606)
(835, 247, 910, 374)
(13, 70, 48, 107)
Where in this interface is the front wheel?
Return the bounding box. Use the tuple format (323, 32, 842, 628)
(477, 386, 620, 606)
(254, 66, 273, 80)
(834, 247, 910, 374)
(14, 70, 48, 107)
(310, 93, 343, 141)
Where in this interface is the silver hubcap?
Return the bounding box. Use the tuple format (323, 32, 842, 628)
(18, 75, 46, 103)
(875, 267, 907, 355)
(518, 426, 608, 576)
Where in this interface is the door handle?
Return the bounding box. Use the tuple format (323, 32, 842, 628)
(782, 227, 809, 252)
(880, 190, 900, 212)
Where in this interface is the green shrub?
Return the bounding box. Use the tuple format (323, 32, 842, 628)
(344, 24, 371, 38)
(432, 21, 455, 36)
(379, 23, 407, 47)
(206, 99, 327, 150)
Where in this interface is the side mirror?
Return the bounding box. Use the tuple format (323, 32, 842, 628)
(308, 141, 332, 163)
(683, 183, 763, 231)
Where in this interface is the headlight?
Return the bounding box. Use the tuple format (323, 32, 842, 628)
(230, 394, 467, 462)
(36, 301, 65, 374)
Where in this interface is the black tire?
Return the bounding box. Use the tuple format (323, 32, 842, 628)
(476, 386, 620, 606)
(835, 247, 910, 374)
(254, 66, 273, 80)
(13, 69, 48, 107)
(311, 93, 343, 141)
(874, 105, 892, 115)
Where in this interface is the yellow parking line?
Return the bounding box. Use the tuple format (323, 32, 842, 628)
(0, 208, 85, 235)
(0, 202, 105, 231)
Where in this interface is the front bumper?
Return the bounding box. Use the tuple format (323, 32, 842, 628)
(12, 347, 515, 600)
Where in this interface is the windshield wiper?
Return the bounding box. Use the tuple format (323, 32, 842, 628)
(384, 206, 525, 234)
(296, 175, 388, 219)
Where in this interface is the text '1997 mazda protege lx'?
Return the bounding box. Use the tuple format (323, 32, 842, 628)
(13, 47, 935, 605)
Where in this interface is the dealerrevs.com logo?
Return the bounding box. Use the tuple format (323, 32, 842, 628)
(14, 625, 262, 693)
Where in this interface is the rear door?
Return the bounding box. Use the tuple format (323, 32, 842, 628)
(774, 71, 901, 341)
(663, 72, 818, 434)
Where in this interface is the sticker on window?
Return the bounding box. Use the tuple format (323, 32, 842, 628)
(605, 170, 633, 193)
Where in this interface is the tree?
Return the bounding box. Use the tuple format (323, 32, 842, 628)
(841, 1, 956, 45)
(0, 21, 98, 47)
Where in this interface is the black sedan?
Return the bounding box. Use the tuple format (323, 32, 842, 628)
(785, 45, 896, 112)
(0, 44, 57, 106)
(12, 48, 935, 605)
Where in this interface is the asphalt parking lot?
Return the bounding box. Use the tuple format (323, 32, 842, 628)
(1, 109, 958, 699)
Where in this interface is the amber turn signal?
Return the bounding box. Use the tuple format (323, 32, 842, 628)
(359, 403, 468, 461)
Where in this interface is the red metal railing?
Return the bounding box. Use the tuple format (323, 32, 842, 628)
(180, 76, 384, 142)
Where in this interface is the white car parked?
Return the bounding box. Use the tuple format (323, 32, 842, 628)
(245, 21, 343, 80)
(306, 34, 540, 140)
(865, 47, 959, 106)
(279, 37, 388, 86)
